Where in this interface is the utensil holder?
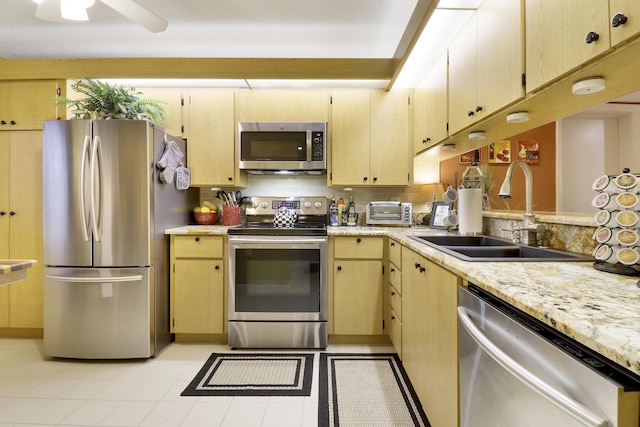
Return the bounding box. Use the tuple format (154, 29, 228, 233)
(223, 205, 241, 226)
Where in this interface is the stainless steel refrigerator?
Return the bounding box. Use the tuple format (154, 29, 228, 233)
(43, 119, 191, 359)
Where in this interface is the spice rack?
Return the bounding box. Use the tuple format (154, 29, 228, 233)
(592, 169, 640, 275)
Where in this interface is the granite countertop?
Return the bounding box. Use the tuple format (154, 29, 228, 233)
(166, 223, 640, 378)
(0, 259, 36, 286)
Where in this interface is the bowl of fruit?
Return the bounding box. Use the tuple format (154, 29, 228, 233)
(193, 201, 219, 225)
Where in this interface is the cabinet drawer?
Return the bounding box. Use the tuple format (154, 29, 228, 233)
(390, 284, 402, 321)
(334, 236, 383, 259)
(389, 307, 402, 358)
(173, 235, 223, 258)
(389, 261, 401, 294)
(388, 238, 401, 266)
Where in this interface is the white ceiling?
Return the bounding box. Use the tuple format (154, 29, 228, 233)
(2, 0, 422, 60)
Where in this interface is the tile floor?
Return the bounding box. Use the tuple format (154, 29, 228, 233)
(0, 338, 395, 427)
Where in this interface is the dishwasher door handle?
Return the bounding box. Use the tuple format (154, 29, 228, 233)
(457, 306, 608, 427)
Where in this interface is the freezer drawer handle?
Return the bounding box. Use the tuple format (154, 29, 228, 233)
(457, 306, 608, 427)
(46, 274, 143, 283)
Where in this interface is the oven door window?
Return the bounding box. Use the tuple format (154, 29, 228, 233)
(234, 248, 320, 312)
(240, 132, 307, 161)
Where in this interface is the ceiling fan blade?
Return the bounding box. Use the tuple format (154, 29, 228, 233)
(35, 0, 64, 22)
(99, 0, 168, 33)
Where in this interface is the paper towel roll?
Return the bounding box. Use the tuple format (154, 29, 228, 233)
(458, 188, 483, 235)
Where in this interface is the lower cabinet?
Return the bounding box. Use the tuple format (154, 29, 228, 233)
(170, 235, 225, 334)
(332, 236, 384, 335)
(402, 247, 460, 427)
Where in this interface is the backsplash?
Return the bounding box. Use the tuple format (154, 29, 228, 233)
(199, 175, 444, 224)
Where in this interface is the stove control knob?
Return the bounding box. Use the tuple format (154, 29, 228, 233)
(314, 202, 323, 209)
(304, 202, 312, 209)
(261, 202, 269, 209)
(252, 200, 259, 209)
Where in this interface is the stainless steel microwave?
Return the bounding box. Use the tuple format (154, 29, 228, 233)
(238, 122, 327, 174)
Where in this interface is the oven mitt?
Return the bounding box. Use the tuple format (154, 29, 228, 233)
(158, 139, 184, 184)
(175, 164, 191, 191)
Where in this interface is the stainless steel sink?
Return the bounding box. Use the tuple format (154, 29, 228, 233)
(409, 235, 593, 262)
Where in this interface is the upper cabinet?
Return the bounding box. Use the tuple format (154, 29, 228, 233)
(526, 0, 610, 93)
(449, 0, 524, 134)
(238, 89, 329, 122)
(138, 87, 184, 137)
(330, 89, 412, 187)
(609, 0, 640, 47)
(413, 51, 448, 154)
(0, 81, 62, 130)
(184, 89, 245, 187)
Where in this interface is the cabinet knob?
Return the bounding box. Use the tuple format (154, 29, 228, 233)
(9, 211, 15, 216)
(227, 177, 233, 181)
(10, 120, 16, 125)
(390, 242, 395, 247)
(419, 266, 426, 273)
(612, 12, 628, 28)
(585, 30, 599, 44)
(414, 262, 420, 269)
(356, 238, 362, 243)
(0, 120, 5, 125)
(373, 177, 378, 182)
(423, 137, 431, 144)
(467, 110, 475, 117)
(194, 237, 200, 242)
(363, 176, 368, 181)
(391, 315, 396, 320)
(391, 268, 395, 272)
(215, 265, 220, 270)
(475, 105, 483, 113)
(337, 266, 342, 271)
(0, 211, 5, 216)
(391, 291, 396, 296)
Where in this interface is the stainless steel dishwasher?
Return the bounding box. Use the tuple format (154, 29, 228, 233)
(458, 284, 640, 427)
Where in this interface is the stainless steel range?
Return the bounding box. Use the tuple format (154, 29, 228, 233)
(228, 196, 328, 349)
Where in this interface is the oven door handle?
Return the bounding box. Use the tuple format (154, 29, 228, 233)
(229, 237, 327, 244)
(457, 306, 608, 427)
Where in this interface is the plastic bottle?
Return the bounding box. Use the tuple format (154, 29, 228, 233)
(337, 197, 345, 226)
(330, 196, 339, 226)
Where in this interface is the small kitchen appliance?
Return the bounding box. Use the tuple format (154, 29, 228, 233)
(227, 196, 328, 348)
(365, 201, 412, 226)
(238, 122, 327, 174)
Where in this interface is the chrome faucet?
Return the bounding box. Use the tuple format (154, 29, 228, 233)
(498, 160, 544, 246)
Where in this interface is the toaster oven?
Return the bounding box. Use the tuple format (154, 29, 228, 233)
(365, 202, 412, 226)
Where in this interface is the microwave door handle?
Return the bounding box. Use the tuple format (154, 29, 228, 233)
(306, 130, 312, 162)
(457, 306, 607, 427)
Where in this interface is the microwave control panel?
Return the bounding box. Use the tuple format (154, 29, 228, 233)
(311, 131, 324, 161)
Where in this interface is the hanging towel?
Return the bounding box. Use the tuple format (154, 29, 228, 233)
(175, 164, 191, 190)
(158, 140, 184, 184)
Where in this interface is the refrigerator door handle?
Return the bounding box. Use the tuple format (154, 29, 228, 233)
(79, 135, 91, 242)
(46, 274, 144, 283)
(90, 135, 104, 242)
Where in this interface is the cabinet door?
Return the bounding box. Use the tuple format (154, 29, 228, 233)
(330, 89, 371, 186)
(172, 259, 224, 334)
(139, 87, 184, 137)
(414, 52, 448, 154)
(8, 131, 44, 328)
(370, 90, 411, 186)
(0, 134, 8, 327)
(333, 260, 383, 335)
(238, 89, 329, 122)
(448, 14, 478, 135)
(477, 0, 524, 117)
(186, 89, 238, 186)
(526, 0, 610, 93)
(1, 81, 61, 130)
(609, 0, 640, 47)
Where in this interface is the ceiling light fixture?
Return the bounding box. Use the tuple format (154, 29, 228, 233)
(468, 131, 486, 141)
(572, 77, 606, 95)
(506, 111, 530, 123)
(61, 0, 90, 21)
(442, 143, 456, 151)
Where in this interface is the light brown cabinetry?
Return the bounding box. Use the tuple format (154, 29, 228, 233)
(238, 89, 329, 122)
(449, 0, 524, 134)
(330, 89, 411, 187)
(170, 235, 225, 334)
(609, 1, 640, 47)
(402, 247, 459, 427)
(138, 87, 184, 137)
(526, 0, 610, 93)
(0, 132, 44, 330)
(332, 236, 384, 335)
(0, 81, 62, 131)
(184, 89, 246, 187)
(387, 238, 402, 357)
(413, 51, 448, 154)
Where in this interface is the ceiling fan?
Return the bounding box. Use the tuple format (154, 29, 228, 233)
(32, 0, 168, 33)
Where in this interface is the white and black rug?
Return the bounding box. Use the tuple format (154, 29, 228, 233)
(319, 353, 430, 427)
(181, 353, 314, 396)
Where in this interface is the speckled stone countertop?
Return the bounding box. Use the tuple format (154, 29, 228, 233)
(166, 223, 640, 378)
(0, 259, 36, 286)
